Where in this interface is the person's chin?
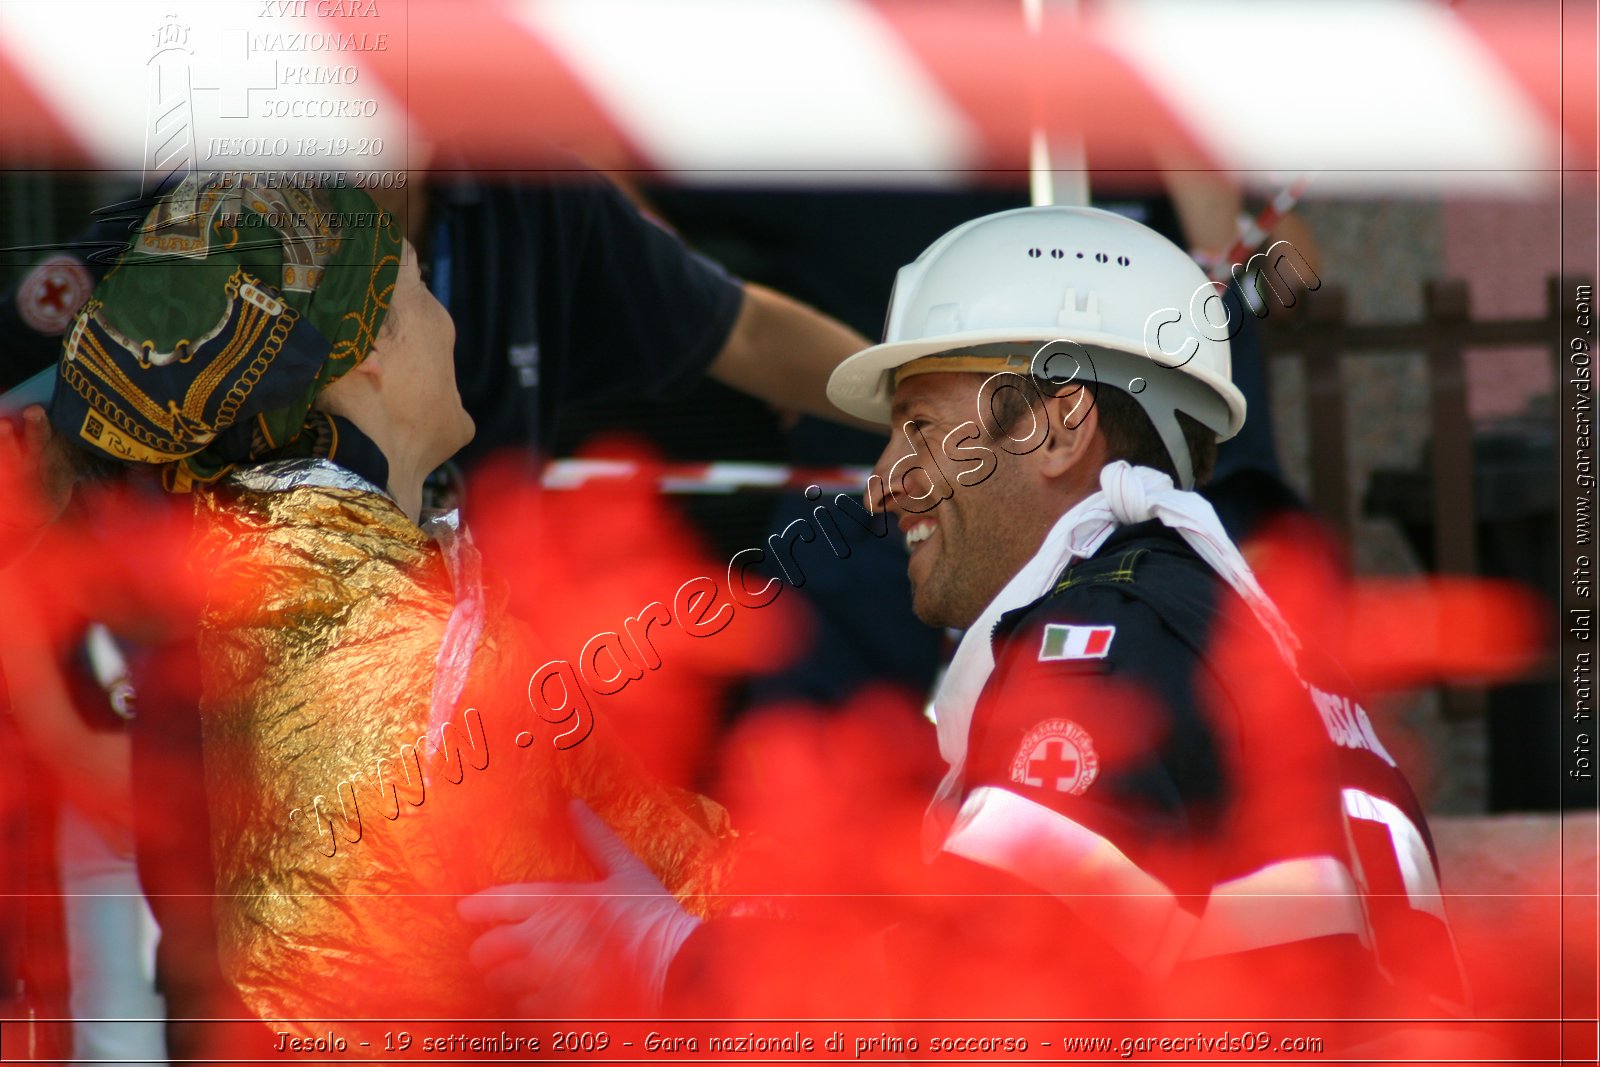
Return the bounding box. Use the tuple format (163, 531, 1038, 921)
(910, 584, 948, 630)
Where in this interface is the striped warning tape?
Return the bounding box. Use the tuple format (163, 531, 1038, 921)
(541, 459, 872, 495)
(1200, 173, 1315, 283)
(0, 1, 1578, 194)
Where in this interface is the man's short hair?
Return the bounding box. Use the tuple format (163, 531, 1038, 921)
(991, 376, 1217, 486)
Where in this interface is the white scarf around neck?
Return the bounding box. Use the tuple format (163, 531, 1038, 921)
(925, 460, 1301, 843)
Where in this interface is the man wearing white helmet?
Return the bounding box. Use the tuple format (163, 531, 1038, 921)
(458, 207, 1465, 1032)
(824, 205, 1464, 1019)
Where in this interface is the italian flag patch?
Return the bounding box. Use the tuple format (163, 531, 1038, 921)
(1038, 623, 1116, 661)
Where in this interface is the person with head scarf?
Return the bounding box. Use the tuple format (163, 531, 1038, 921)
(32, 172, 739, 1044)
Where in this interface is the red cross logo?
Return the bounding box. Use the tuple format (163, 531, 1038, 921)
(1009, 719, 1100, 796)
(18, 255, 91, 335)
(38, 276, 69, 312)
(1025, 739, 1080, 791)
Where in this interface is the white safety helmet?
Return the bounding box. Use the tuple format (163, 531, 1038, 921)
(827, 206, 1247, 489)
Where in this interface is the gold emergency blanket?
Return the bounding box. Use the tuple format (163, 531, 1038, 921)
(192, 470, 736, 1028)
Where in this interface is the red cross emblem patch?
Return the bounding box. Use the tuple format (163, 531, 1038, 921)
(1009, 719, 1099, 796)
(18, 255, 92, 336)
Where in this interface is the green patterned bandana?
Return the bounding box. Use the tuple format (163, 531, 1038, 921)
(49, 173, 403, 491)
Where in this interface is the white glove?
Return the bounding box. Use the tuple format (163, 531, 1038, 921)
(458, 799, 701, 1015)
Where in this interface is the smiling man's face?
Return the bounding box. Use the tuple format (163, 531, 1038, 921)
(869, 371, 1050, 631)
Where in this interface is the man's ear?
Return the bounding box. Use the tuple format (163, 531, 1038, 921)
(1035, 386, 1100, 480)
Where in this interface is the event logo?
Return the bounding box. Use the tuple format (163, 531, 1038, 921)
(135, 6, 398, 181)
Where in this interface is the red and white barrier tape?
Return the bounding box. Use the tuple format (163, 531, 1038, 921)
(541, 459, 872, 496)
(0, 1, 1580, 194)
(1198, 173, 1315, 282)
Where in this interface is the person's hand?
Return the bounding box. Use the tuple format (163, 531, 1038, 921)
(458, 799, 701, 1015)
(0, 406, 72, 564)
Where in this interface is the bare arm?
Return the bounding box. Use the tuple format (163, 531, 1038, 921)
(706, 283, 881, 432)
(1163, 170, 1322, 274)
(1163, 170, 1244, 257)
